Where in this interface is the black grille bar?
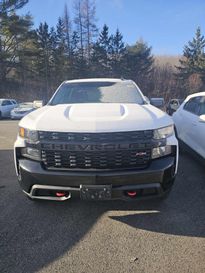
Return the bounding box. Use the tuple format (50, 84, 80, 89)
(39, 130, 153, 143)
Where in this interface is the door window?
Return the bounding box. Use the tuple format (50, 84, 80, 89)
(199, 98, 205, 115)
(183, 97, 201, 115)
(2, 100, 11, 106)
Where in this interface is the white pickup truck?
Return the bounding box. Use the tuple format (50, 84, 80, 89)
(14, 79, 178, 201)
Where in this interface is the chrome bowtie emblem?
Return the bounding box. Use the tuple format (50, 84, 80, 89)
(82, 136, 89, 141)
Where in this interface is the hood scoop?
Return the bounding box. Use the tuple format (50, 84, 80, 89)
(66, 104, 127, 121)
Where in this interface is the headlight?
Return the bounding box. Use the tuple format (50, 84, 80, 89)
(152, 145, 172, 159)
(153, 125, 174, 139)
(19, 127, 38, 143)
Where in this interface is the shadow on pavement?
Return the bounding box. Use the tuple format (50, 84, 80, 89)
(0, 150, 205, 273)
(109, 151, 205, 238)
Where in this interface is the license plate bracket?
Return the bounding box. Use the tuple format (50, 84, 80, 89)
(80, 185, 112, 200)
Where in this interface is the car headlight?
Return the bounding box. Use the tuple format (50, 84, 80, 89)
(19, 127, 40, 160)
(152, 145, 172, 159)
(153, 125, 174, 140)
(19, 127, 38, 143)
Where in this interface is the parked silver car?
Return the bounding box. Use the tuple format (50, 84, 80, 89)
(11, 102, 36, 120)
(0, 99, 17, 119)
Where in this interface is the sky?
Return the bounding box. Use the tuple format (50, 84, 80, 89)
(19, 0, 205, 55)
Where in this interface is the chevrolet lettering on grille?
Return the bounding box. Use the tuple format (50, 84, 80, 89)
(40, 143, 149, 151)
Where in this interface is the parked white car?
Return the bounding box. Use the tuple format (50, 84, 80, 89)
(0, 99, 17, 118)
(173, 92, 205, 159)
(11, 102, 37, 120)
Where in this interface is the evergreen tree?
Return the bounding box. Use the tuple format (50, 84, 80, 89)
(124, 39, 153, 82)
(36, 22, 52, 99)
(99, 24, 111, 53)
(90, 41, 105, 76)
(90, 24, 111, 76)
(55, 17, 68, 82)
(177, 27, 205, 79)
(176, 27, 205, 93)
(69, 30, 83, 78)
(0, 0, 28, 13)
(124, 40, 154, 92)
(0, 12, 34, 82)
(15, 16, 37, 84)
(110, 28, 126, 77)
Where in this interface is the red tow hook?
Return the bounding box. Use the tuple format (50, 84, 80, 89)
(56, 192, 66, 197)
(127, 191, 137, 197)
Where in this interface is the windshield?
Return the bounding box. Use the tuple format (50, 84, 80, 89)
(49, 81, 145, 105)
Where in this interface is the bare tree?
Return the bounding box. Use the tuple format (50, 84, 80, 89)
(64, 3, 72, 56)
(82, 0, 97, 60)
(74, 0, 97, 62)
(74, 0, 84, 59)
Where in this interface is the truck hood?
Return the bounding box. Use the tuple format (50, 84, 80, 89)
(19, 103, 173, 132)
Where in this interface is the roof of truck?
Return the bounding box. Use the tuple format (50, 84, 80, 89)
(64, 78, 131, 84)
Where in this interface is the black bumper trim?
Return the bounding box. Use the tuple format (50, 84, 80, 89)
(18, 156, 176, 198)
(24, 182, 167, 201)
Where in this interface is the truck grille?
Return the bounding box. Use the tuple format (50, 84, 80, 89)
(39, 130, 153, 170)
(41, 149, 151, 170)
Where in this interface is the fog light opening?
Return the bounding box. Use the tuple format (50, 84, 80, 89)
(56, 192, 67, 197)
(127, 191, 137, 197)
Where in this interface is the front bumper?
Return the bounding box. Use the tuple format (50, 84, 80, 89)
(18, 155, 176, 200)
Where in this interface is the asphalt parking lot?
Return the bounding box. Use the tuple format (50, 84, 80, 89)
(0, 120, 205, 273)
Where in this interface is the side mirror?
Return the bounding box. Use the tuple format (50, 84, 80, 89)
(199, 114, 205, 122)
(150, 98, 165, 108)
(33, 100, 43, 108)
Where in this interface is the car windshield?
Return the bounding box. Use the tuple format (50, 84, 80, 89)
(49, 81, 145, 105)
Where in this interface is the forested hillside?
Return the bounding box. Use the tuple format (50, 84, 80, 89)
(1, 0, 205, 102)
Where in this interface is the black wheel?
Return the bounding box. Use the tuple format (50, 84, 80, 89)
(0, 111, 2, 119)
